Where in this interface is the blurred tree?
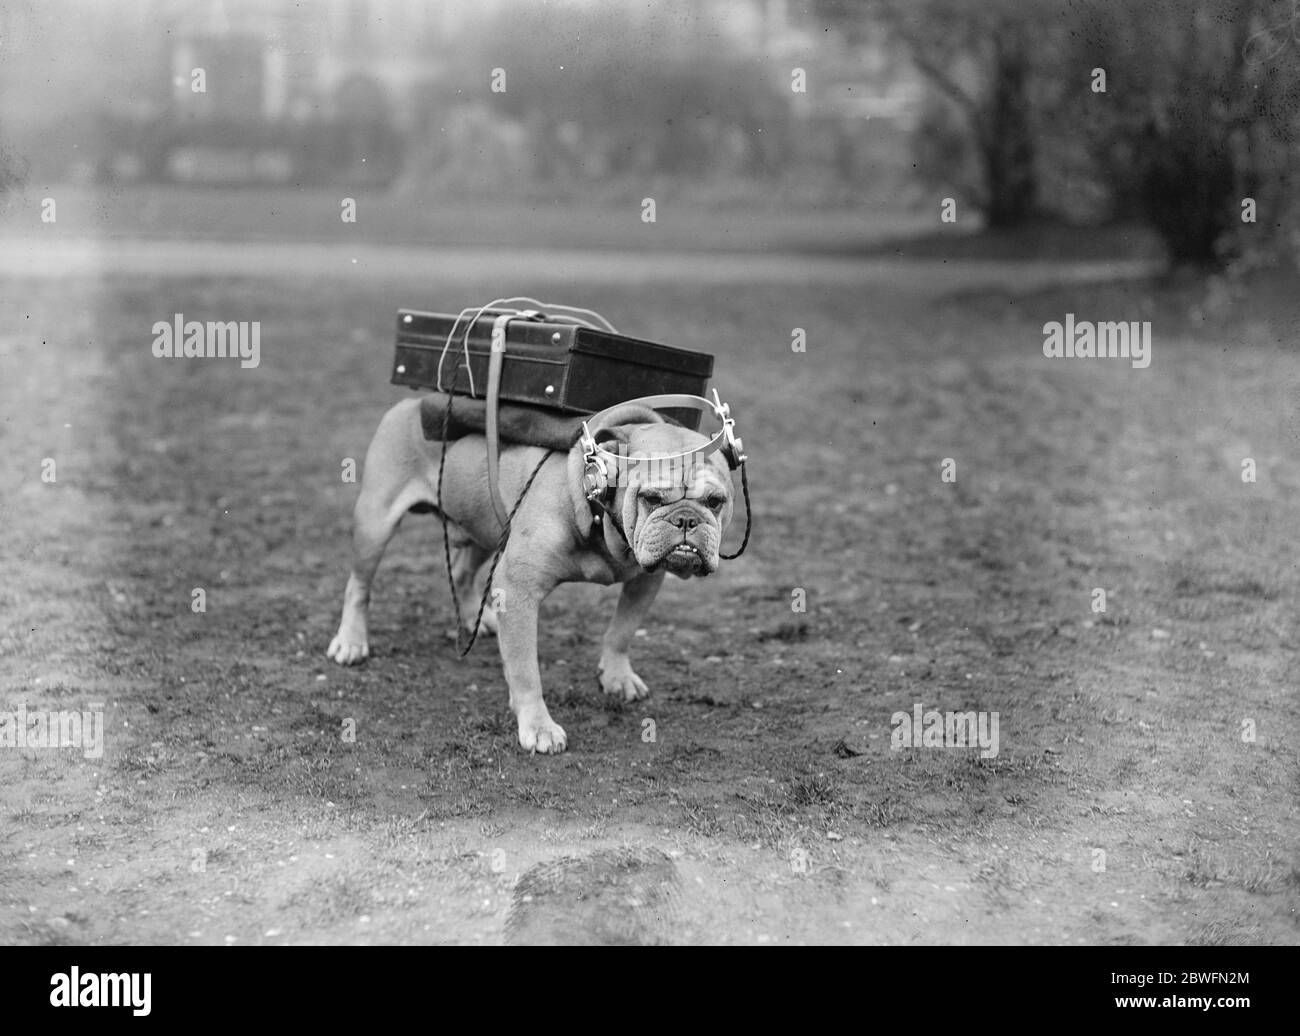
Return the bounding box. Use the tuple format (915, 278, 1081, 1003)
(1063, 0, 1300, 268)
(817, 0, 1298, 267)
(816, 0, 1062, 228)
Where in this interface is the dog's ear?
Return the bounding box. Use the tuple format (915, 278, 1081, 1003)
(593, 425, 631, 448)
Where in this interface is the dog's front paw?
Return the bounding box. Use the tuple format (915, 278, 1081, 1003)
(517, 712, 568, 754)
(327, 632, 370, 665)
(598, 658, 649, 702)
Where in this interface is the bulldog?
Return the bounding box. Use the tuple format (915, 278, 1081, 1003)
(326, 397, 736, 753)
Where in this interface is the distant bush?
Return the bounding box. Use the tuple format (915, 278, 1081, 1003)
(1058, 0, 1299, 269)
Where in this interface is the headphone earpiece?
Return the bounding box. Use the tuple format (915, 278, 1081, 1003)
(581, 420, 617, 504)
(583, 454, 609, 502)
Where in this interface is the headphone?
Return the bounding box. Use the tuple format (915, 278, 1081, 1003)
(581, 450, 612, 504)
(580, 391, 746, 507)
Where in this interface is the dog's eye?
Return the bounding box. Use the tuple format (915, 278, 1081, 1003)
(642, 491, 664, 506)
(706, 495, 726, 511)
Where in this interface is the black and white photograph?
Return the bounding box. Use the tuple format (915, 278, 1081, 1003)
(0, 0, 1296, 969)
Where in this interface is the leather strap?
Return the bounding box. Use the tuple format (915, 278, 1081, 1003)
(485, 314, 512, 528)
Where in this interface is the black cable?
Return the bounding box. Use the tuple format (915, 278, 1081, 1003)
(436, 339, 556, 656)
(452, 449, 553, 657)
(719, 460, 752, 560)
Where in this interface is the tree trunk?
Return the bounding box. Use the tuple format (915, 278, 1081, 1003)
(977, 34, 1037, 228)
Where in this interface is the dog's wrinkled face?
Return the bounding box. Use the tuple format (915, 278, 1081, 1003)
(598, 423, 735, 579)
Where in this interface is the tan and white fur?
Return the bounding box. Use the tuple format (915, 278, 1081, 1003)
(327, 398, 735, 753)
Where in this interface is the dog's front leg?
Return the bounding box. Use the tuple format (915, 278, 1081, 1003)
(494, 570, 567, 754)
(598, 569, 665, 702)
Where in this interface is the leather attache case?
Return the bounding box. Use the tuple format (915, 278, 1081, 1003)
(392, 308, 713, 430)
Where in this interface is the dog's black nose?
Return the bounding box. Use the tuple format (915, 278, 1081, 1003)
(668, 510, 699, 531)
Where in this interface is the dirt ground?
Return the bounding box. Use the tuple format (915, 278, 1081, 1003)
(0, 233, 1297, 945)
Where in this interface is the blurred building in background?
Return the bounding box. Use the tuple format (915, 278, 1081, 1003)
(0, 0, 920, 196)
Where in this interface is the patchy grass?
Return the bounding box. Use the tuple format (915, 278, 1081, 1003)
(0, 244, 1297, 944)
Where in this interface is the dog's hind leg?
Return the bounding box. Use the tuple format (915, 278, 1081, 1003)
(327, 489, 408, 665)
(328, 400, 434, 665)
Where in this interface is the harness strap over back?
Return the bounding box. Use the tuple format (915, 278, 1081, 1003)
(485, 313, 513, 528)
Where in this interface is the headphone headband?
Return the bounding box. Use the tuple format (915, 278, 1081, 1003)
(580, 391, 745, 494)
(580, 391, 745, 507)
